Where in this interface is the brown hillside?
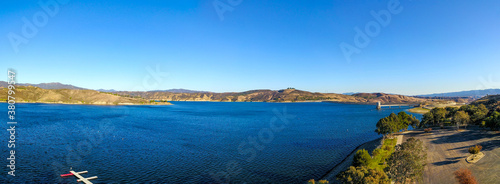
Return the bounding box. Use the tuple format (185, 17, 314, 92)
(0, 86, 170, 105)
(352, 93, 427, 104)
(471, 94, 500, 110)
(117, 89, 429, 104)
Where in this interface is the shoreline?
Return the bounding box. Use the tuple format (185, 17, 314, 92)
(162, 100, 379, 105)
(407, 107, 430, 114)
(0, 101, 172, 106)
(319, 137, 384, 183)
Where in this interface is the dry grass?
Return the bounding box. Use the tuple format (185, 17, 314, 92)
(0, 86, 169, 105)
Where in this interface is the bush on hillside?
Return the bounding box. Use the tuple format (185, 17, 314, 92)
(353, 149, 371, 167)
(385, 138, 427, 183)
(337, 166, 390, 184)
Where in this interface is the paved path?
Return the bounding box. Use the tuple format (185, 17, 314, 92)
(396, 134, 403, 145)
(404, 128, 500, 184)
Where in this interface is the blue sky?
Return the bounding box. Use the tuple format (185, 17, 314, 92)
(1, 0, 499, 95)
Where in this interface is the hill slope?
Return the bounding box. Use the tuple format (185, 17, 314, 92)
(116, 89, 431, 104)
(0, 81, 441, 104)
(352, 93, 427, 104)
(0, 81, 85, 90)
(0, 86, 170, 105)
(470, 94, 500, 110)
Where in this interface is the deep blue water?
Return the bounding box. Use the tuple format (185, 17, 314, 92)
(0, 102, 421, 183)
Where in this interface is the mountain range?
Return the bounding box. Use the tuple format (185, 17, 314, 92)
(3, 81, 498, 98)
(1, 81, 434, 104)
(417, 89, 500, 98)
(0, 81, 85, 90)
(148, 89, 210, 93)
(116, 89, 433, 103)
(2, 81, 497, 104)
(0, 85, 170, 105)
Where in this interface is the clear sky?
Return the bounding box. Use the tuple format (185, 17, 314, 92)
(1, 0, 499, 95)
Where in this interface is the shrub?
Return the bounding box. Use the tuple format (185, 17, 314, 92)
(318, 180, 329, 184)
(454, 168, 477, 184)
(485, 111, 500, 130)
(468, 145, 482, 155)
(372, 148, 382, 157)
(353, 149, 372, 167)
(383, 145, 392, 151)
(307, 179, 329, 184)
(337, 166, 390, 184)
(385, 138, 427, 183)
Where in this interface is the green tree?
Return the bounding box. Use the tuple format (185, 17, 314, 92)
(337, 166, 390, 184)
(485, 111, 500, 130)
(460, 104, 490, 124)
(385, 138, 427, 184)
(432, 108, 447, 127)
(471, 104, 489, 124)
(445, 106, 459, 119)
(375, 113, 400, 137)
(421, 111, 434, 128)
(397, 112, 420, 130)
(454, 111, 470, 130)
(353, 149, 372, 167)
(421, 108, 446, 127)
(337, 166, 365, 184)
(375, 112, 419, 136)
(459, 105, 474, 113)
(363, 168, 390, 184)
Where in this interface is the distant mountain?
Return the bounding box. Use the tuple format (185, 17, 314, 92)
(342, 92, 359, 95)
(0, 81, 462, 104)
(418, 89, 500, 98)
(0, 81, 85, 90)
(0, 81, 8, 88)
(95, 88, 210, 93)
(149, 89, 210, 93)
(344, 92, 399, 96)
(27, 82, 86, 90)
(97, 89, 117, 92)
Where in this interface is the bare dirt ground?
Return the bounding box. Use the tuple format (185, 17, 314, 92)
(404, 127, 500, 184)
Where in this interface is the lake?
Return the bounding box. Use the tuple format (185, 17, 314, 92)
(0, 102, 421, 183)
